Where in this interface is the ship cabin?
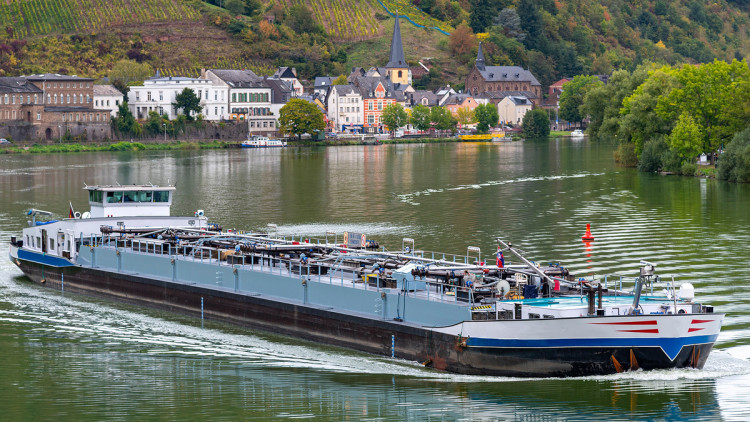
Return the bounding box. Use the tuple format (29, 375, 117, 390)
(86, 184, 175, 218)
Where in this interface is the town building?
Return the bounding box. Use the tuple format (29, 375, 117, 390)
(272, 67, 304, 96)
(406, 90, 438, 108)
(497, 96, 532, 125)
(443, 93, 479, 116)
(203, 69, 270, 128)
(465, 43, 541, 104)
(93, 84, 124, 117)
(1, 74, 112, 142)
(128, 75, 227, 120)
(313, 77, 334, 102)
(263, 77, 294, 134)
(326, 85, 363, 133)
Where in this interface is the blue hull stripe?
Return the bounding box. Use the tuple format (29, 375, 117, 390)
(17, 249, 74, 267)
(467, 334, 718, 361)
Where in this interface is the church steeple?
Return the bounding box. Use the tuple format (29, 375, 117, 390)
(385, 13, 410, 85)
(386, 13, 406, 69)
(476, 42, 486, 71)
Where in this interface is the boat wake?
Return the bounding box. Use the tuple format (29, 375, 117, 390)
(397, 172, 606, 205)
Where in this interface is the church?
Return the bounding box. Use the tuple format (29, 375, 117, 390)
(465, 43, 542, 105)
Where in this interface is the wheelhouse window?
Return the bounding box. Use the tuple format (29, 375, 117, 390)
(153, 191, 170, 202)
(89, 190, 104, 203)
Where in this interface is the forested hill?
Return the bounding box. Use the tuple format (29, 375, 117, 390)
(1, 0, 749, 90)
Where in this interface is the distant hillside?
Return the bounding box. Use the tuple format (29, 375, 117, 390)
(3, 0, 750, 91)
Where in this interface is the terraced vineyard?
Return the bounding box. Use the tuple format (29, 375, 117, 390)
(157, 58, 275, 78)
(0, 0, 200, 39)
(380, 0, 453, 34)
(284, 0, 383, 40)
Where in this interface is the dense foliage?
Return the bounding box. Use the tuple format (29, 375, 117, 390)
(522, 109, 550, 139)
(582, 59, 750, 178)
(474, 103, 498, 134)
(381, 103, 409, 136)
(718, 129, 750, 183)
(279, 99, 326, 140)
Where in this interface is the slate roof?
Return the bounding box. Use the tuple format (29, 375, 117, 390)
(273, 67, 297, 79)
(479, 66, 541, 86)
(407, 90, 438, 107)
(93, 84, 123, 97)
(506, 96, 531, 105)
(314, 77, 334, 89)
(443, 93, 474, 105)
(386, 15, 406, 69)
(0, 77, 43, 93)
(262, 78, 293, 104)
(25, 73, 93, 82)
(210, 69, 264, 87)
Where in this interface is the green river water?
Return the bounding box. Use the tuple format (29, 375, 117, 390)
(1, 140, 749, 421)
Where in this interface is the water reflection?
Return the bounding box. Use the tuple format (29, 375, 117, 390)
(2, 141, 750, 420)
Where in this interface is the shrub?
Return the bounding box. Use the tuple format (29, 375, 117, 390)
(614, 143, 637, 166)
(718, 128, 750, 182)
(637, 137, 667, 172)
(680, 162, 697, 176)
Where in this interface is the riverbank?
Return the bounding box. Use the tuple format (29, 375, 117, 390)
(0, 137, 465, 154)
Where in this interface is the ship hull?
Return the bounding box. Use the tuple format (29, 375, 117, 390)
(11, 251, 720, 378)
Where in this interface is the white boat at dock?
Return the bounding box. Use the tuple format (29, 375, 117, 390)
(242, 136, 287, 148)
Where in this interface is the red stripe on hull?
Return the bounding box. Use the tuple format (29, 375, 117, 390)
(691, 319, 713, 324)
(688, 328, 705, 332)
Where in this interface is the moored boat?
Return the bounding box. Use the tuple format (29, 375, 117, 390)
(570, 129, 585, 139)
(241, 136, 287, 148)
(9, 185, 722, 377)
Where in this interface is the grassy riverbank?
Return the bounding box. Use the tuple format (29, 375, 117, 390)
(0, 138, 463, 153)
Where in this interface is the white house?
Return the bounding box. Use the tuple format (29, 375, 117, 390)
(273, 67, 304, 96)
(203, 69, 276, 134)
(93, 85, 124, 117)
(128, 76, 227, 120)
(497, 95, 532, 125)
(326, 85, 363, 133)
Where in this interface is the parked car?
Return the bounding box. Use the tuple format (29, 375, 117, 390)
(0, 138, 11, 144)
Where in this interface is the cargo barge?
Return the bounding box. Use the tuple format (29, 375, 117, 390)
(9, 184, 723, 377)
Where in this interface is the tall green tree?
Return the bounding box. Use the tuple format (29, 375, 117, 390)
(173, 88, 203, 121)
(430, 106, 457, 132)
(474, 103, 498, 133)
(522, 109, 550, 138)
(718, 128, 750, 182)
(469, 0, 499, 33)
(410, 104, 432, 131)
(655, 59, 750, 155)
(558, 75, 602, 125)
(112, 102, 136, 134)
(381, 103, 408, 137)
(279, 99, 325, 141)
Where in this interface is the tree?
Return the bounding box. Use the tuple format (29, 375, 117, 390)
(522, 109, 550, 138)
(718, 128, 750, 182)
(493, 8, 525, 41)
(173, 88, 202, 121)
(449, 23, 476, 58)
(456, 106, 476, 127)
(558, 75, 602, 125)
(469, 0, 499, 33)
(331, 74, 348, 85)
(517, 0, 543, 50)
(410, 104, 432, 131)
(431, 106, 457, 132)
(381, 103, 408, 137)
(279, 99, 325, 141)
(474, 103, 498, 133)
(109, 59, 153, 93)
(225, 0, 246, 15)
(668, 112, 704, 162)
(112, 102, 137, 135)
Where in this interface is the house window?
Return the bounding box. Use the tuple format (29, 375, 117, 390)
(398, 70, 402, 78)
(214, 107, 217, 116)
(27, 95, 30, 103)
(67, 94, 71, 104)
(95, 100, 99, 106)
(37, 112, 41, 120)
(377, 101, 382, 110)
(76, 113, 79, 121)
(368, 102, 372, 111)
(11, 94, 15, 104)
(368, 115, 374, 124)
(232, 93, 236, 102)
(73, 95, 77, 104)
(89, 113, 93, 121)
(159, 91, 163, 101)
(214, 91, 217, 100)
(147, 92, 151, 101)
(54, 94, 58, 104)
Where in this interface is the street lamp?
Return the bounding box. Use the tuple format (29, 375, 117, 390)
(162, 123, 166, 141)
(58, 125, 62, 144)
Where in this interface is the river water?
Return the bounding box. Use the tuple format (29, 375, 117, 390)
(1, 140, 749, 420)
